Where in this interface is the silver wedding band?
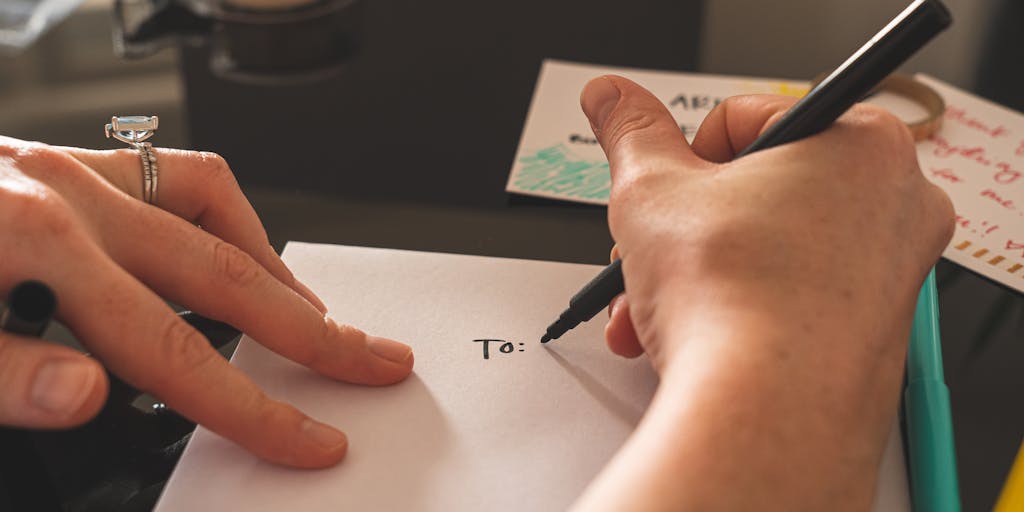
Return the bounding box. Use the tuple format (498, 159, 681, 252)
(105, 115, 160, 205)
(136, 142, 158, 205)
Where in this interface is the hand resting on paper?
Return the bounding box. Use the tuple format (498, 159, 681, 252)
(0, 136, 413, 468)
(573, 77, 954, 510)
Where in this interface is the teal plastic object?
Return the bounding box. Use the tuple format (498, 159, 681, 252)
(905, 269, 961, 511)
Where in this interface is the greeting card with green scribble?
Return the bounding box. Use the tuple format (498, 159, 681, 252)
(507, 60, 809, 205)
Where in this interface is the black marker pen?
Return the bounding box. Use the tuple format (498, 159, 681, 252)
(0, 280, 59, 511)
(0, 280, 57, 337)
(541, 0, 952, 343)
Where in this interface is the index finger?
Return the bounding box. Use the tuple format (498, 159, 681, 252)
(58, 147, 327, 314)
(47, 237, 349, 468)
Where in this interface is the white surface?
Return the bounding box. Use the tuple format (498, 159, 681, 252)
(155, 243, 909, 511)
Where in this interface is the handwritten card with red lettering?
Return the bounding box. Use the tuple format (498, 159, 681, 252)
(917, 75, 1024, 295)
(507, 61, 1024, 294)
(154, 243, 910, 511)
(506, 60, 809, 204)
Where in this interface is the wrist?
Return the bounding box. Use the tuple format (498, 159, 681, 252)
(578, 311, 907, 511)
(651, 299, 906, 506)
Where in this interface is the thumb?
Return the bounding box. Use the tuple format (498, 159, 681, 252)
(0, 332, 108, 428)
(580, 75, 705, 185)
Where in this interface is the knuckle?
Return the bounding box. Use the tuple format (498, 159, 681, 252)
(110, 147, 137, 161)
(195, 152, 239, 189)
(313, 318, 367, 367)
(4, 143, 107, 193)
(853, 105, 915, 148)
(0, 140, 25, 161)
(727, 94, 783, 115)
(0, 186, 76, 238)
(333, 322, 367, 345)
(153, 317, 218, 384)
(252, 396, 298, 429)
(233, 381, 273, 419)
(609, 160, 669, 203)
(719, 95, 756, 119)
(13, 145, 79, 177)
(211, 241, 264, 288)
(721, 94, 795, 125)
(605, 110, 661, 151)
(608, 172, 642, 209)
(843, 105, 918, 174)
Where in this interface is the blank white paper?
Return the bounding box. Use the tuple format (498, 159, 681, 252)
(155, 242, 909, 511)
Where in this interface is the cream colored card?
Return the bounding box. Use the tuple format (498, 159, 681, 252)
(155, 242, 909, 511)
(916, 75, 1024, 294)
(506, 59, 808, 205)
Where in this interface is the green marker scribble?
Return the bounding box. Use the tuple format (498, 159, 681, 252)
(514, 144, 611, 201)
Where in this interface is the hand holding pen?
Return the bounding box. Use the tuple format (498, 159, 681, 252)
(568, 78, 956, 509)
(543, 0, 952, 345)
(565, 2, 959, 508)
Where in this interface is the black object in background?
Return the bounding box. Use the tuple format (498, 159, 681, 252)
(180, 0, 705, 205)
(114, 0, 363, 85)
(0, 281, 61, 512)
(0, 309, 240, 512)
(975, 0, 1024, 113)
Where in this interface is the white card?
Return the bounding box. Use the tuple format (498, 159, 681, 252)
(916, 75, 1024, 294)
(506, 59, 808, 205)
(155, 243, 909, 511)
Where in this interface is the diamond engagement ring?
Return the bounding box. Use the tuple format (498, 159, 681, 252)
(105, 115, 160, 205)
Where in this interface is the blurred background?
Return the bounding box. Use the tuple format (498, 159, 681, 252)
(1, 0, 1016, 152)
(0, 0, 185, 147)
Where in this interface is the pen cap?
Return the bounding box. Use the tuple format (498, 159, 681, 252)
(904, 269, 961, 510)
(905, 380, 961, 511)
(1, 280, 58, 337)
(908, 270, 944, 383)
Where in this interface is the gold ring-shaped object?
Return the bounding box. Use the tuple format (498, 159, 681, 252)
(810, 72, 945, 141)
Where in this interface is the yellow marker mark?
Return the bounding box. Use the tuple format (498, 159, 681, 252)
(1011, 264, 1024, 274)
(989, 256, 1006, 265)
(773, 83, 811, 98)
(973, 249, 989, 258)
(955, 240, 972, 250)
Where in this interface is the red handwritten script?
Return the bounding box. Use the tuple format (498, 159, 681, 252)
(917, 76, 1024, 294)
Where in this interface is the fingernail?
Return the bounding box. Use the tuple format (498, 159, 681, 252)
(302, 419, 347, 451)
(294, 279, 328, 314)
(581, 76, 621, 132)
(31, 359, 97, 416)
(367, 336, 412, 364)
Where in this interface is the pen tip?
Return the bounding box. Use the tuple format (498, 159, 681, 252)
(540, 334, 552, 344)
